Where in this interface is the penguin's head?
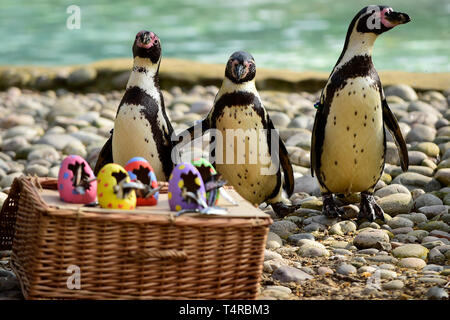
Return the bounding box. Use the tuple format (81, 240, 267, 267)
(225, 51, 256, 84)
(132, 30, 161, 64)
(352, 6, 410, 35)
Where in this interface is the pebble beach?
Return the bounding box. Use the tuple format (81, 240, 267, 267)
(0, 67, 449, 300)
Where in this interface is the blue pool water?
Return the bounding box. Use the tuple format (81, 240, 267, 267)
(0, 0, 448, 72)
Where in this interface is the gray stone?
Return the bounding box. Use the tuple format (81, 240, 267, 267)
(382, 280, 404, 290)
(423, 264, 444, 273)
(269, 220, 298, 239)
(357, 248, 379, 255)
(27, 146, 60, 163)
(353, 229, 390, 249)
(264, 250, 283, 261)
(1, 136, 30, 152)
(374, 184, 410, 198)
(37, 133, 80, 150)
(425, 286, 449, 300)
(0, 172, 23, 188)
(297, 239, 330, 257)
(67, 67, 97, 87)
(269, 112, 291, 128)
(293, 175, 320, 196)
(384, 85, 418, 102)
(392, 227, 414, 235)
(272, 265, 314, 283)
(419, 221, 450, 233)
(414, 194, 443, 209)
(407, 230, 429, 241)
(428, 247, 446, 264)
(418, 277, 448, 285)
(25, 164, 49, 177)
(418, 205, 448, 219)
(435, 168, 450, 186)
(422, 241, 446, 250)
(266, 232, 283, 249)
(397, 257, 426, 269)
(287, 233, 315, 244)
(388, 217, 414, 229)
(329, 221, 357, 236)
(391, 172, 441, 192)
(392, 244, 429, 260)
(406, 124, 436, 143)
(376, 193, 413, 215)
(336, 263, 357, 275)
(379, 269, 398, 280)
(430, 230, 450, 241)
(317, 266, 334, 276)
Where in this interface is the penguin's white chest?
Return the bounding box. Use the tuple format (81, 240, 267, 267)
(214, 105, 281, 205)
(112, 104, 165, 180)
(320, 76, 384, 194)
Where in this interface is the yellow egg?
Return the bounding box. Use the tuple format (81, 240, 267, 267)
(97, 163, 136, 210)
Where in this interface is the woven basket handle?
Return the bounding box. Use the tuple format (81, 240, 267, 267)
(127, 249, 188, 262)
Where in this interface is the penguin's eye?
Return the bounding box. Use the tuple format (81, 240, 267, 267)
(154, 39, 159, 45)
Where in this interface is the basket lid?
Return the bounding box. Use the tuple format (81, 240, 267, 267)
(39, 180, 270, 219)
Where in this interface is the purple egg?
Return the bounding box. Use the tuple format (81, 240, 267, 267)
(168, 162, 206, 211)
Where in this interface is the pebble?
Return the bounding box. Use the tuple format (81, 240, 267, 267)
(353, 229, 390, 249)
(418, 277, 448, 285)
(425, 286, 449, 300)
(388, 216, 414, 229)
(287, 233, 315, 244)
(272, 265, 314, 283)
(397, 257, 427, 269)
(376, 193, 413, 215)
(414, 193, 443, 208)
(264, 250, 282, 261)
(329, 220, 357, 236)
(266, 232, 283, 249)
(297, 240, 330, 258)
(382, 280, 404, 290)
(392, 244, 429, 260)
(317, 266, 334, 276)
(336, 263, 357, 275)
(269, 220, 299, 239)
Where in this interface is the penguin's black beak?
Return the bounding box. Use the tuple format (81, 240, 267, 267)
(385, 10, 411, 25)
(234, 63, 245, 80)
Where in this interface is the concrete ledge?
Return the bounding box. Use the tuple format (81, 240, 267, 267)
(1, 58, 449, 92)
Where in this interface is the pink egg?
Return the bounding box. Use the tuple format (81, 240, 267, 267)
(58, 155, 97, 204)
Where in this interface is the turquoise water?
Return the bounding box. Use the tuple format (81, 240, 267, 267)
(0, 0, 449, 72)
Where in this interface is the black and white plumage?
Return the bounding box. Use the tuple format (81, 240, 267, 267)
(94, 30, 174, 181)
(311, 6, 410, 221)
(176, 51, 298, 217)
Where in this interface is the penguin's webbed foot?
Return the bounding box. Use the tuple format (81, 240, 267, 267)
(271, 202, 302, 218)
(359, 192, 384, 222)
(322, 193, 344, 218)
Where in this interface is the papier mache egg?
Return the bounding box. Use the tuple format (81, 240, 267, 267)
(168, 162, 207, 211)
(58, 155, 97, 204)
(191, 157, 220, 205)
(97, 163, 136, 210)
(125, 157, 159, 206)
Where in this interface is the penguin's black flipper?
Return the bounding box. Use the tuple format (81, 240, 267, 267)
(311, 101, 327, 181)
(382, 99, 409, 172)
(174, 118, 210, 150)
(267, 117, 294, 197)
(94, 134, 113, 175)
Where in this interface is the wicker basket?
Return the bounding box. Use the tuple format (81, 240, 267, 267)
(0, 176, 272, 300)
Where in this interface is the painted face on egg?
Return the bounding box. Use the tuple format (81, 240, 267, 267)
(191, 158, 220, 205)
(168, 163, 206, 211)
(97, 163, 137, 210)
(58, 155, 97, 204)
(125, 157, 159, 206)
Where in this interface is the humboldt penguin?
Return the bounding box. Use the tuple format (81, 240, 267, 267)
(311, 6, 410, 221)
(94, 30, 174, 181)
(175, 51, 298, 217)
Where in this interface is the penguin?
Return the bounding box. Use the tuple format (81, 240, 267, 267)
(94, 30, 174, 181)
(175, 51, 298, 217)
(311, 6, 410, 221)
